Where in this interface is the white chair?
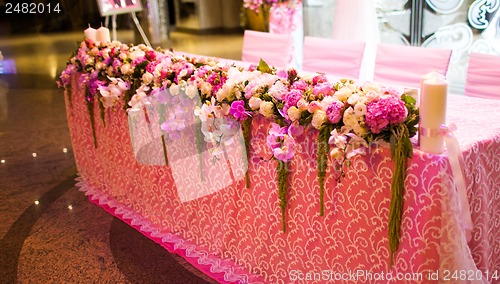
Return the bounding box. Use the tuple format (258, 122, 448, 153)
(241, 30, 294, 68)
(464, 52, 500, 100)
(302, 36, 366, 79)
(373, 43, 452, 89)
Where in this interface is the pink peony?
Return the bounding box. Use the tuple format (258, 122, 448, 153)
(326, 101, 344, 124)
(365, 96, 408, 134)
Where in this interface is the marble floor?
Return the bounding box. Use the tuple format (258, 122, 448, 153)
(0, 30, 243, 284)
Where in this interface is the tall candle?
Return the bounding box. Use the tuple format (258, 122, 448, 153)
(96, 25, 111, 43)
(419, 72, 447, 154)
(84, 24, 97, 41)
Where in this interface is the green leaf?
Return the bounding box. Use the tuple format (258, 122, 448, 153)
(257, 59, 271, 74)
(262, 93, 273, 101)
(401, 93, 416, 105)
(390, 134, 396, 159)
(403, 136, 413, 158)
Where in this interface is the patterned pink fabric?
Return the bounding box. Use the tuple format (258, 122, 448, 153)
(374, 43, 452, 89)
(464, 52, 500, 100)
(302, 37, 366, 79)
(66, 74, 500, 283)
(241, 30, 294, 68)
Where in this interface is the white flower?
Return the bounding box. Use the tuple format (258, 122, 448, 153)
(335, 86, 353, 102)
(129, 49, 145, 61)
(297, 99, 308, 111)
(268, 80, 287, 100)
(329, 147, 343, 162)
(179, 68, 189, 78)
(95, 62, 104, 71)
(85, 57, 93, 66)
(100, 95, 118, 108)
(101, 49, 110, 59)
(311, 110, 327, 129)
(216, 84, 232, 102)
(169, 84, 180, 96)
(90, 47, 99, 56)
(288, 106, 301, 122)
(354, 102, 367, 117)
(362, 81, 381, 94)
(128, 85, 149, 110)
(200, 82, 212, 96)
(347, 93, 360, 105)
(259, 101, 274, 117)
(343, 107, 357, 128)
(248, 96, 262, 110)
(120, 64, 131, 75)
(185, 84, 199, 99)
(119, 53, 128, 60)
(142, 72, 154, 85)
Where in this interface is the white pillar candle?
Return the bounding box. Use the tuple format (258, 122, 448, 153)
(96, 25, 111, 43)
(419, 72, 447, 154)
(84, 24, 97, 41)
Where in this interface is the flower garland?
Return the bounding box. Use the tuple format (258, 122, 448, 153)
(58, 39, 419, 265)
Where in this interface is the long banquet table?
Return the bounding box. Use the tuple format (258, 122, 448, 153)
(65, 73, 500, 283)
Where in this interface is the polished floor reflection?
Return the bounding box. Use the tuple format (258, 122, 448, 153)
(0, 30, 243, 283)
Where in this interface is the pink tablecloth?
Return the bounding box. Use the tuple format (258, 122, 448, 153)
(65, 74, 500, 283)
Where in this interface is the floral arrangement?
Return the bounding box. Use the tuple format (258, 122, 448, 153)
(243, 0, 280, 13)
(58, 39, 419, 266)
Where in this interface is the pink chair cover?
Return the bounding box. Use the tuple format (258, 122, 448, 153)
(373, 43, 452, 89)
(174, 51, 251, 69)
(302, 36, 366, 79)
(241, 30, 294, 68)
(464, 52, 500, 100)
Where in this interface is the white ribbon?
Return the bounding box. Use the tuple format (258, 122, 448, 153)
(420, 124, 473, 242)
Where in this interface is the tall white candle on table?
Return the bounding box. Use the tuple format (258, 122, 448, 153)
(84, 24, 97, 41)
(419, 72, 447, 154)
(96, 25, 111, 43)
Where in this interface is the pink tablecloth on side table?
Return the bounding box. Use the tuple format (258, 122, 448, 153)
(65, 73, 500, 283)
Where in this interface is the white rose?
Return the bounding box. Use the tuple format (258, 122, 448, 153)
(95, 62, 104, 71)
(119, 53, 128, 60)
(248, 96, 262, 110)
(362, 82, 381, 94)
(90, 47, 99, 56)
(179, 69, 188, 78)
(347, 93, 360, 105)
(169, 84, 180, 96)
(297, 99, 308, 111)
(311, 110, 327, 129)
(102, 50, 110, 59)
(185, 84, 199, 99)
(259, 101, 274, 117)
(287, 106, 301, 122)
(354, 102, 367, 117)
(343, 107, 357, 128)
(335, 86, 352, 102)
(200, 82, 212, 96)
(129, 50, 145, 61)
(142, 72, 154, 85)
(120, 64, 131, 75)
